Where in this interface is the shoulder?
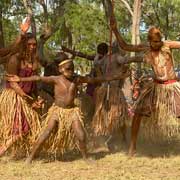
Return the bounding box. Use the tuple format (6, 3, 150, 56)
(163, 41, 171, 47)
(161, 41, 171, 52)
(56, 75, 63, 80)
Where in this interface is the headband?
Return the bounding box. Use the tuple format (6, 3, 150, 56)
(58, 59, 72, 66)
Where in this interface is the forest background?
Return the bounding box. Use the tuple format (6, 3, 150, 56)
(1, 0, 180, 75)
(1, 1, 180, 180)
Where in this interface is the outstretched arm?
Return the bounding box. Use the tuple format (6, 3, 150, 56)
(77, 71, 130, 84)
(116, 54, 143, 64)
(6, 74, 56, 84)
(106, 0, 148, 52)
(122, 56, 143, 64)
(164, 41, 180, 49)
(62, 46, 95, 61)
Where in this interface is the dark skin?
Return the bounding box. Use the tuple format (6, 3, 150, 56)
(7, 60, 130, 163)
(0, 36, 41, 157)
(106, 0, 180, 156)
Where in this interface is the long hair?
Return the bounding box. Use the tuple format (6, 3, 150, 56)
(0, 33, 39, 65)
(17, 33, 38, 62)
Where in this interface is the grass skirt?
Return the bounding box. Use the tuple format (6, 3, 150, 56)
(74, 92, 95, 123)
(42, 105, 84, 155)
(0, 89, 41, 156)
(92, 86, 128, 136)
(135, 81, 180, 139)
(38, 89, 54, 115)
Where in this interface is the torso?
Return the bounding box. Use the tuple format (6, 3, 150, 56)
(53, 75, 77, 108)
(144, 46, 176, 81)
(6, 55, 39, 95)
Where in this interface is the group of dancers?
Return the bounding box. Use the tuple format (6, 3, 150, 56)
(0, 2, 180, 164)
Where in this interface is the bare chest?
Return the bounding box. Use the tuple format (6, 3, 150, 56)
(55, 78, 77, 95)
(146, 51, 172, 68)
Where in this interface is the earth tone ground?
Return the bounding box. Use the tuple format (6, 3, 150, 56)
(1, 132, 180, 180)
(1, 80, 180, 180)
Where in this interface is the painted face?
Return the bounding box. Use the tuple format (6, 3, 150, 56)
(59, 61, 74, 79)
(149, 36, 163, 51)
(27, 38, 37, 53)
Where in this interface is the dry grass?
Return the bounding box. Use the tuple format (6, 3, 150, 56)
(1, 134, 180, 180)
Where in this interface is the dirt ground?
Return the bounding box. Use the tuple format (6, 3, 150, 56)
(1, 133, 180, 180)
(0, 88, 180, 180)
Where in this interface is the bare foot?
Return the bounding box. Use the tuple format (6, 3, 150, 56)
(25, 157, 33, 165)
(0, 146, 7, 157)
(83, 157, 95, 165)
(128, 147, 136, 158)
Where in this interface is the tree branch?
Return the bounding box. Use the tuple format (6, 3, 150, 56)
(120, 0, 133, 17)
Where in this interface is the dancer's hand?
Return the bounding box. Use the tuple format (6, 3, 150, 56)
(5, 74, 21, 82)
(32, 96, 44, 109)
(20, 16, 31, 34)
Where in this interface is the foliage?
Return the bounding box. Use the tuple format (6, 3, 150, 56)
(1, 0, 180, 70)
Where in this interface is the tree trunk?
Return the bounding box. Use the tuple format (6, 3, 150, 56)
(0, 5, 4, 48)
(131, 0, 142, 77)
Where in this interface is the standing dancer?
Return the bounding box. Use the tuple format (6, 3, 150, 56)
(6, 58, 130, 163)
(92, 43, 142, 151)
(107, 0, 180, 156)
(0, 17, 41, 157)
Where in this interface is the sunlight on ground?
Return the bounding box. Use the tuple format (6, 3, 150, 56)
(0, 138, 180, 180)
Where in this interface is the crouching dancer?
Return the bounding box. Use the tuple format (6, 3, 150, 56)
(6, 58, 130, 163)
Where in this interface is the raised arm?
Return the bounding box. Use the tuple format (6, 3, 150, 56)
(0, 16, 31, 64)
(62, 46, 95, 61)
(77, 71, 130, 84)
(106, 0, 148, 52)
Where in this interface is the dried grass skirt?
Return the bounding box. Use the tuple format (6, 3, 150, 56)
(0, 89, 41, 156)
(92, 86, 128, 136)
(42, 105, 84, 155)
(135, 81, 180, 139)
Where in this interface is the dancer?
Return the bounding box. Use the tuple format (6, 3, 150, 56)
(107, 0, 180, 156)
(6, 58, 130, 163)
(0, 17, 42, 157)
